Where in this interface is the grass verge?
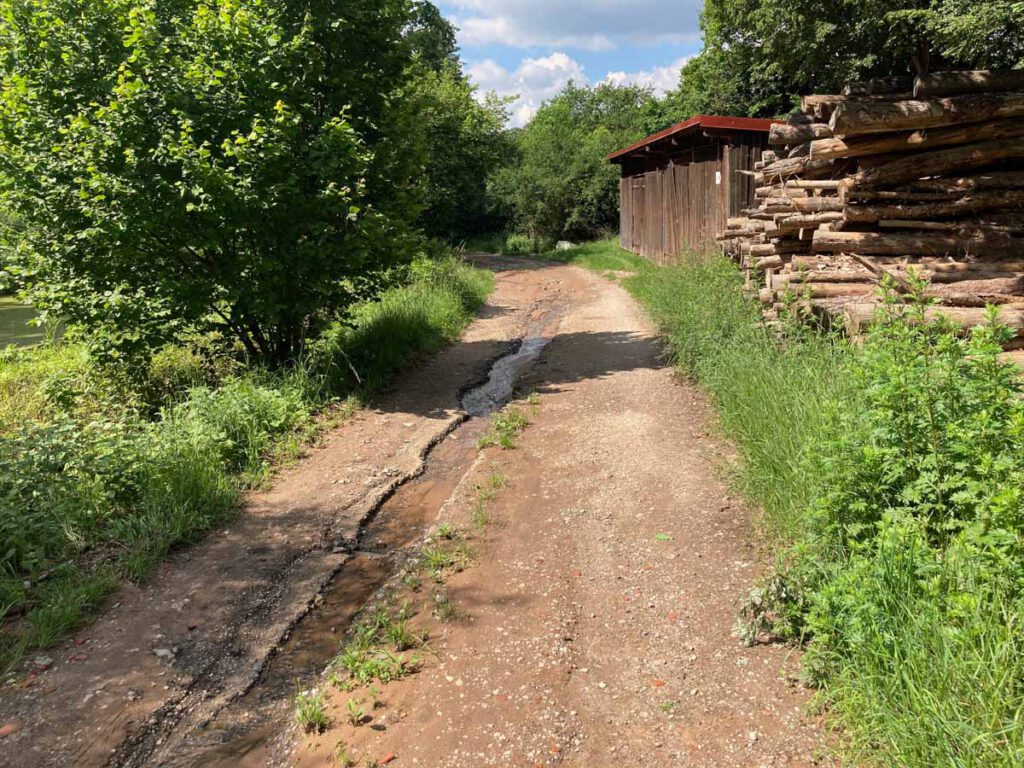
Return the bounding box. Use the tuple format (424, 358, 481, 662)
(551, 239, 1024, 767)
(0, 257, 493, 669)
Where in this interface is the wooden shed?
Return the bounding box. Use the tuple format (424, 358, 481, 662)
(609, 116, 775, 262)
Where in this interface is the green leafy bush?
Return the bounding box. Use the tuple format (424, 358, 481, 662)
(0, 0, 423, 365)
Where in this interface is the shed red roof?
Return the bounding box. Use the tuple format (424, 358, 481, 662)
(608, 115, 778, 162)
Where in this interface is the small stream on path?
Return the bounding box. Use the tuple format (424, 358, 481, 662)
(183, 316, 556, 767)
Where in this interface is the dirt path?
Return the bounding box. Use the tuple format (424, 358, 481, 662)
(0, 257, 823, 767)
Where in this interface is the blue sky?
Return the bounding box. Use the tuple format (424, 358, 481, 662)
(436, 1, 705, 126)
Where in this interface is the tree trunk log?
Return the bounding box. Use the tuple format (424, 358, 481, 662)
(909, 171, 1024, 193)
(769, 122, 832, 146)
(844, 303, 1024, 335)
(791, 197, 845, 214)
(929, 260, 1024, 274)
(846, 137, 1024, 191)
(810, 117, 1024, 160)
(914, 70, 1024, 100)
(783, 269, 873, 283)
(830, 93, 1024, 138)
(844, 191, 1024, 223)
(813, 229, 1024, 258)
(754, 255, 784, 270)
(785, 179, 842, 191)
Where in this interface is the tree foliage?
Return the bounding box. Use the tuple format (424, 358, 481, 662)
(411, 67, 513, 239)
(671, 0, 1024, 118)
(489, 82, 665, 244)
(0, 0, 424, 365)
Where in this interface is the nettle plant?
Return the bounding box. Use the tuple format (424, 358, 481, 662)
(741, 276, 1024, 648)
(0, 0, 421, 366)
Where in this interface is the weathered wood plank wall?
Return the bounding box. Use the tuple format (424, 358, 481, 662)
(618, 133, 766, 262)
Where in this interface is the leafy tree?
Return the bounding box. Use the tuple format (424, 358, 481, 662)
(490, 82, 660, 244)
(411, 66, 513, 238)
(0, 0, 423, 366)
(406, 0, 460, 72)
(670, 0, 1024, 119)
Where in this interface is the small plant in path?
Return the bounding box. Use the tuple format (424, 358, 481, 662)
(433, 589, 458, 622)
(294, 687, 330, 734)
(346, 697, 366, 726)
(478, 407, 529, 449)
(335, 741, 355, 767)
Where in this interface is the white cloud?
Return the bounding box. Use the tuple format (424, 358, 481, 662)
(467, 53, 687, 127)
(447, 0, 701, 50)
(467, 52, 587, 127)
(603, 56, 690, 97)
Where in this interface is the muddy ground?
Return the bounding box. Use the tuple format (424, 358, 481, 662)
(0, 256, 825, 767)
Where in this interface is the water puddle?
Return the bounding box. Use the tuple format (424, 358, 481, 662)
(461, 335, 551, 416)
(180, 320, 557, 766)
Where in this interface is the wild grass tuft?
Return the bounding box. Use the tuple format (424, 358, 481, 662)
(477, 407, 529, 450)
(294, 687, 330, 734)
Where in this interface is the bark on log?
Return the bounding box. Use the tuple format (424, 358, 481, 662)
(791, 197, 845, 214)
(927, 269, 1024, 284)
(727, 217, 762, 230)
(929, 260, 1024, 274)
(914, 70, 1024, 100)
(785, 179, 843, 190)
(754, 255, 784, 270)
(844, 189, 961, 203)
(756, 186, 808, 198)
(810, 118, 1024, 160)
(769, 122, 833, 146)
(846, 136, 1024, 191)
(830, 93, 1024, 138)
(717, 227, 767, 240)
(877, 220, 1024, 234)
(909, 171, 1024, 193)
(785, 212, 844, 225)
(843, 191, 1024, 223)
(812, 229, 1024, 258)
(788, 142, 811, 158)
(796, 283, 875, 299)
(783, 269, 873, 283)
(759, 155, 837, 182)
(751, 242, 808, 257)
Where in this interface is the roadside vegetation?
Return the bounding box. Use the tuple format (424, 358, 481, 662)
(551, 240, 1024, 766)
(0, 0, 507, 667)
(0, 259, 491, 668)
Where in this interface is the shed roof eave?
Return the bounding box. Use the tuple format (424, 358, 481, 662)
(607, 115, 778, 163)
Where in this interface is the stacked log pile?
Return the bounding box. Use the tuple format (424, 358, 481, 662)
(720, 70, 1024, 344)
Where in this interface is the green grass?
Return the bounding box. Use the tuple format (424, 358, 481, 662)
(544, 239, 654, 273)
(590, 243, 852, 540)
(0, 257, 493, 669)
(477, 406, 529, 450)
(559, 239, 1024, 766)
(329, 605, 424, 690)
(294, 687, 331, 734)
